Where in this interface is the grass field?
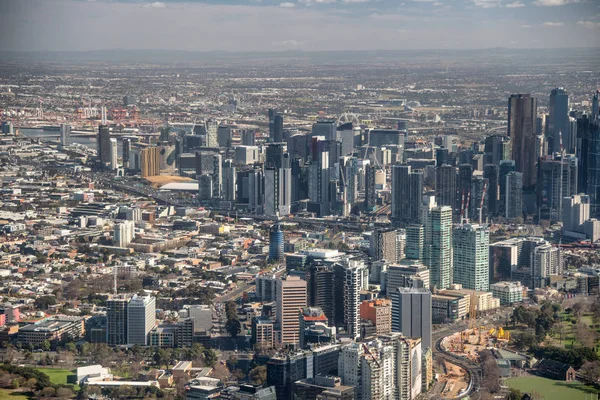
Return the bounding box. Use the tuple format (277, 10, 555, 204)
(34, 368, 79, 391)
(506, 376, 599, 400)
(0, 389, 28, 400)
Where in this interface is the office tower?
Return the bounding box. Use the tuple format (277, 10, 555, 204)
(424, 206, 452, 289)
(532, 244, 562, 288)
(251, 317, 274, 350)
(265, 149, 292, 217)
(268, 223, 284, 262)
(453, 224, 490, 291)
(276, 275, 307, 346)
(59, 123, 70, 146)
(360, 342, 395, 399)
(307, 140, 333, 216)
(548, 88, 571, 154)
(216, 125, 232, 148)
(242, 129, 256, 146)
(360, 299, 392, 336)
(537, 154, 578, 221)
(140, 146, 160, 178)
(593, 90, 599, 120)
(236, 167, 263, 212)
(107, 297, 128, 345)
(370, 229, 398, 262)
(195, 151, 222, 199)
(385, 263, 430, 295)
(222, 159, 236, 203)
(287, 133, 310, 164)
(186, 304, 213, 333)
(457, 164, 473, 219)
(562, 194, 591, 233)
(505, 171, 523, 219)
(498, 160, 516, 216)
(114, 220, 135, 248)
(391, 165, 423, 226)
(577, 115, 600, 215)
(369, 129, 405, 147)
(391, 287, 432, 350)
(204, 119, 218, 147)
(272, 114, 284, 143)
(435, 164, 456, 209)
(267, 352, 309, 399)
(306, 265, 335, 323)
(337, 122, 354, 156)
(109, 138, 118, 170)
(312, 120, 337, 141)
(122, 138, 131, 169)
(484, 134, 510, 166)
(127, 295, 155, 345)
(364, 163, 377, 212)
(508, 94, 538, 188)
(338, 342, 364, 397)
(405, 224, 425, 261)
(198, 174, 213, 201)
(97, 124, 111, 165)
(483, 164, 499, 216)
(299, 307, 334, 348)
(378, 334, 423, 400)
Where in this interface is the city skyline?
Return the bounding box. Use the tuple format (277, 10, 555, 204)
(1, 0, 600, 52)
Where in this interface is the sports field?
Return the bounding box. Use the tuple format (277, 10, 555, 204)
(0, 389, 28, 400)
(506, 376, 599, 400)
(34, 368, 79, 390)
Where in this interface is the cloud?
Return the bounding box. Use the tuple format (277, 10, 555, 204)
(143, 2, 165, 8)
(299, 0, 336, 4)
(433, 1, 443, 6)
(577, 20, 600, 28)
(471, 0, 501, 8)
(279, 2, 295, 7)
(271, 39, 308, 47)
(520, 24, 531, 27)
(533, 0, 580, 6)
(543, 21, 565, 26)
(369, 13, 411, 21)
(506, 2, 525, 7)
(342, 0, 370, 3)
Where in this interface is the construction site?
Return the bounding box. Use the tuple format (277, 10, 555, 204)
(438, 359, 470, 398)
(442, 326, 511, 361)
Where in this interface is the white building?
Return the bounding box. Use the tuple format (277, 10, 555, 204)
(60, 123, 71, 146)
(532, 244, 562, 288)
(185, 305, 213, 333)
(342, 259, 369, 340)
(127, 295, 156, 345)
(453, 224, 490, 291)
(110, 138, 118, 170)
(114, 220, 135, 248)
(490, 281, 524, 305)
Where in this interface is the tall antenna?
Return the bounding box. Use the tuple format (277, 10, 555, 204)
(101, 106, 107, 125)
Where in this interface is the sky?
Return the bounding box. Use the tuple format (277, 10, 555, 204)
(0, 0, 599, 52)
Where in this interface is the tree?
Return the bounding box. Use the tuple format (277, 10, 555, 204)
(226, 318, 241, 338)
(572, 302, 584, 317)
(41, 340, 51, 352)
(56, 387, 73, 399)
(203, 349, 218, 368)
(34, 296, 57, 310)
(480, 350, 501, 394)
(249, 365, 267, 385)
(40, 387, 56, 397)
(580, 360, 600, 384)
(508, 388, 523, 400)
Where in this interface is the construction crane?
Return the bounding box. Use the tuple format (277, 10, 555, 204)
(479, 181, 488, 224)
(362, 343, 381, 367)
(468, 293, 477, 329)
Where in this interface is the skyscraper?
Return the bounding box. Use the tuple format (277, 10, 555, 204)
(457, 164, 473, 219)
(537, 154, 578, 221)
(593, 90, 599, 120)
(483, 134, 510, 166)
(508, 94, 538, 188)
(426, 206, 453, 289)
(312, 120, 337, 141)
(110, 138, 118, 170)
(97, 124, 111, 165)
(306, 265, 335, 323)
(268, 223, 284, 262)
(370, 229, 398, 262)
(339, 259, 368, 340)
(391, 165, 423, 226)
(114, 221, 135, 248)
(453, 224, 490, 291)
(242, 130, 256, 146)
(276, 275, 307, 346)
(548, 88, 571, 154)
(273, 114, 284, 143)
(498, 160, 516, 216)
(364, 163, 377, 212)
(505, 172, 523, 219)
(483, 164, 499, 216)
(391, 287, 432, 351)
(405, 224, 425, 261)
(60, 123, 70, 146)
(222, 159, 236, 203)
(435, 164, 456, 209)
(127, 295, 156, 346)
(107, 297, 128, 345)
(577, 115, 600, 215)
(140, 147, 160, 178)
(204, 119, 218, 147)
(122, 138, 131, 169)
(265, 146, 292, 217)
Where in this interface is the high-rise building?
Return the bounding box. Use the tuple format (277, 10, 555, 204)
(483, 134, 510, 166)
(122, 138, 131, 169)
(269, 223, 284, 262)
(339, 156, 358, 216)
(360, 299, 392, 336)
(391, 165, 423, 226)
(592, 90, 599, 120)
(222, 159, 236, 203)
(470, 175, 489, 223)
(457, 164, 473, 219)
(576, 115, 600, 215)
(107, 297, 128, 345)
(548, 88, 571, 154)
(405, 224, 424, 261)
(306, 265, 335, 323)
(60, 123, 70, 146)
(385, 262, 430, 294)
(127, 295, 156, 346)
(364, 163, 377, 212)
(370, 229, 398, 262)
(299, 307, 334, 348)
(483, 164, 499, 216)
(334, 260, 368, 340)
(426, 206, 453, 290)
(195, 151, 222, 200)
(505, 171, 523, 219)
(276, 275, 307, 346)
(217, 125, 232, 148)
(242, 129, 256, 146)
(97, 124, 111, 165)
(498, 160, 516, 216)
(360, 341, 395, 399)
(204, 119, 218, 147)
(140, 146, 160, 178)
(537, 154, 578, 221)
(435, 164, 456, 209)
(532, 244, 562, 288)
(265, 147, 292, 217)
(312, 120, 337, 141)
(337, 122, 355, 156)
(562, 194, 591, 233)
(369, 129, 405, 148)
(110, 138, 118, 170)
(272, 114, 284, 143)
(114, 221, 135, 248)
(453, 224, 490, 291)
(508, 94, 538, 188)
(391, 287, 432, 351)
